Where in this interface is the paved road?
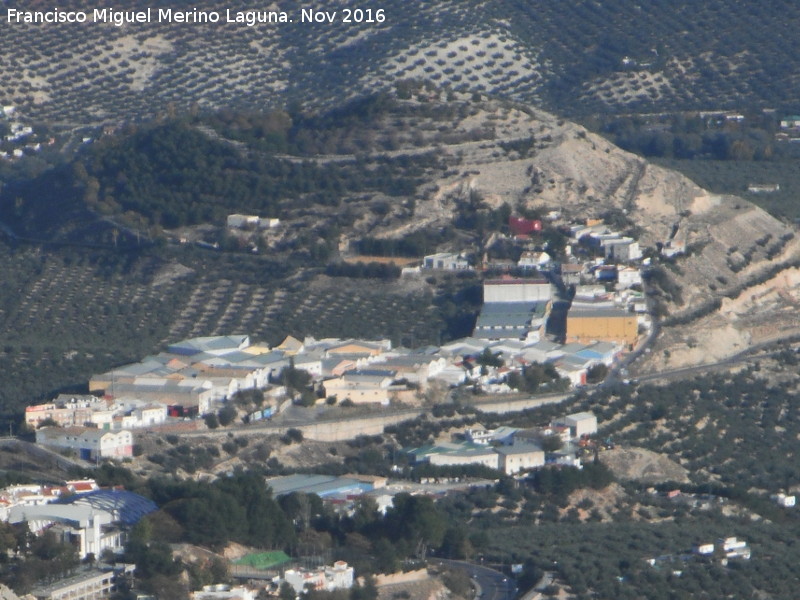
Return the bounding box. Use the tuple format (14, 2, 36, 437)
(628, 337, 800, 385)
(436, 558, 517, 600)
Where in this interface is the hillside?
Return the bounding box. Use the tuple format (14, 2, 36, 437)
(4, 0, 800, 129)
(0, 90, 794, 416)
(5, 6, 800, 597)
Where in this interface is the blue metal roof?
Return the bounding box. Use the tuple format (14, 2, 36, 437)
(58, 489, 157, 525)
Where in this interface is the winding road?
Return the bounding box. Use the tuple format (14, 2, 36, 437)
(436, 558, 517, 600)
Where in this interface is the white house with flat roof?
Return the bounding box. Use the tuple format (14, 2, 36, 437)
(604, 238, 642, 262)
(284, 561, 354, 594)
(554, 412, 598, 438)
(423, 252, 471, 270)
(36, 427, 133, 461)
(518, 251, 550, 269)
(226, 214, 279, 229)
(192, 585, 255, 600)
(617, 266, 642, 289)
(495, 443, 545, 475)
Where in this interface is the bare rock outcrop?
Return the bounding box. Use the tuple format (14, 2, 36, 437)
(599, 447, 689, 484)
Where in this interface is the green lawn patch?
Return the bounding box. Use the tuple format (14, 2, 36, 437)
(233, 551, 292, 570)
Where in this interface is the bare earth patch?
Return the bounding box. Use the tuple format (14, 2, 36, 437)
(599, 447, 689, 484)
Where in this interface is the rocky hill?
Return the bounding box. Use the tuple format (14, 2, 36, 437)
(298, 93, 800, 370)
(394, 99, 800, 369)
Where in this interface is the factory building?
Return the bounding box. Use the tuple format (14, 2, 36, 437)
(566, 308, 638, 347)
(483, 278, 552, 303)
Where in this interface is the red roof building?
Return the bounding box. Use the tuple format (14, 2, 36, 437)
(509, 216, 543, 236)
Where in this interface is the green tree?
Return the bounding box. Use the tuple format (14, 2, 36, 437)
(218, 404, 237, 426)
(541, 435, 563, 453)
(372, 537, 399, 574)
(476, 348, 503, 368)
(384, 494, 446, 558)
(586, 363, 608, 384)
(279, 363, 314, 401)
(350, 576, 378, 600)
(279, 582, 296, 600)
(440, 527, 474, 559)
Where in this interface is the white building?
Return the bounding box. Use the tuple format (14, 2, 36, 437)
(260, 218, 280, 228)
(423, 252, 471, 270)
(192, 585, 255, 600)
(561, 263, 584, 285)
(772, 493, 796, 508)
(495, 443, 545, 475)
(409, 441, 500, 470)
(375, 355, 448, 388)
(25, 395, 108, 429)
(84, 400, 167, 431)
(284, 561, 354, 594)
(554, 412, 598, 439)
(553, 355, 593, 387)
(719, 537, 751, 559)
(604, 238, 642, 262)
(227, 214, 279, 229)
(227, 214, 259, 228)
(131, 404, 168, 427)
(428, 447, 499, 470)
(520, 340, 565, 364)
(9, 504, 119, 559)
(617, 266, 642, 289)
(692, 542, 714, 556)
(430, 363, 470, 386)
(518, 251, 550, 269)
(36, 427, 133, 461)
(464, 426, 519, 446)
(323, 371, 396, 405)
(484, 278, 552, 303)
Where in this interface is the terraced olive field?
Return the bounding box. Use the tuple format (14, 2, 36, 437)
(160, 272, 441, 348)
(0, 241, 462, 423)
(4, 0, 800, 128)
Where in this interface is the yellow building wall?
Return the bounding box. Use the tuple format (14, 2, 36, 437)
(328, 344, 382, 356)
(566, 314, 638, 346)
(88, 378, 111, 393)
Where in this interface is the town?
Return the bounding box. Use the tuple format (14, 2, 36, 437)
(5, 3, 800, 597)
(28, 207, 654, 459)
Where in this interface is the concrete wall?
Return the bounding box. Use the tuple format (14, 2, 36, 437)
(430, 452, 499, 469)
(163, 393, 571, 443)
(298, 413, 416, 441)
(471, 393, 569, 414)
